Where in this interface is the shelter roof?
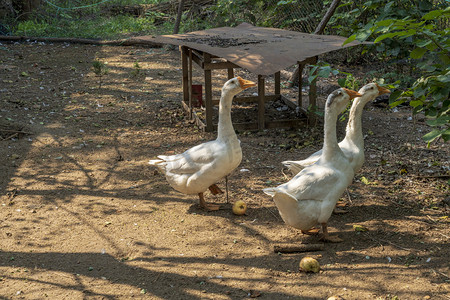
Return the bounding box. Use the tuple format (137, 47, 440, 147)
(133, 23, 368, 75)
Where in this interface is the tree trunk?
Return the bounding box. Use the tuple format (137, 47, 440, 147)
(173, 0, 186, 34)
(13, 0, 41, 20)
(313, 0, 342, 35)
(287, 0, 341, 87)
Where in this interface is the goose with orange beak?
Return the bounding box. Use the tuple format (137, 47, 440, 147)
(264, 88, 362, 242)
(150, 77, 256, 211)
(283, 83, 390, 174)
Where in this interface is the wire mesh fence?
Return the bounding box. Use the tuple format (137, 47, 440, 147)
(1, 0, 448, 36)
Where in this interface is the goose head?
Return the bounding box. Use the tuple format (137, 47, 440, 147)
(222, 76, 256, 97)
(326, 88, 362, 114)
(358, 83, 391, 100)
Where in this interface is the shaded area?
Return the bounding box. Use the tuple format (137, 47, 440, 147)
(0, 42, 448, 299)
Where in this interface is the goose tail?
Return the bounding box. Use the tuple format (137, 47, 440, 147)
(281, 161, 304, 174)
(149, 159, 163, 166)
(263, 187, 277, 197)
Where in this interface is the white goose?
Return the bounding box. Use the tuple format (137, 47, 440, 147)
(283, 83, 390, 174)
(149, 77, 256, 211)
(264, 88, 361, 242)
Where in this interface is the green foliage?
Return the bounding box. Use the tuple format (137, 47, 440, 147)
(338, 72, 361, 91)
(344, 6, 449, 145)
(326, 0, 446, 65)
(307, 62, 364, 120)
(15, 20, 50, 36)
(92, 60, 108, 88)
(308, 63, 339, 84)
(210, 0, 321, 29)
(130, 61, 142, 78)
(307, 61, 363, 91)
(210, 0, 275, 27)
(14, 15, 156, 39)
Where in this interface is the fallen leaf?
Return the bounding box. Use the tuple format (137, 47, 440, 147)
(361, 176, 370, 185)
(353, 224, 368, 232)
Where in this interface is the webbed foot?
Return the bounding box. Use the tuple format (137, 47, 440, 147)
(320, 235, 343, 243)
(320, 222, 343, 243)
(198, 192, 221, 211)
(301, 228, 320, 235)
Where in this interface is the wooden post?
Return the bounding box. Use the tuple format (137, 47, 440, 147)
(181, 46, 189, 115)
(227, 68, 234, 80)
(309, 62, 318, 126)
(188, 48, 193, 119)
(204, 52, 213, 132)
(274, 71, 281, 96)
(258, 75, 265, 130)
(297, 62, 305, 109)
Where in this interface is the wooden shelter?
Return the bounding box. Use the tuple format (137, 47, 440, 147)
(133, 23, 367, 132)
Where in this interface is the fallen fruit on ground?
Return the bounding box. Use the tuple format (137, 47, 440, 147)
(232, 200, 247, 215)
(299, 257, 320, 273)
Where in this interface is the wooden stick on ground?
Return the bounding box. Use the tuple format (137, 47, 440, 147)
(1, 133, 18, 141)
(274, 243, 324, 253)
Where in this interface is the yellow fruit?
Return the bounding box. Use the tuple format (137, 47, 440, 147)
(299, 257, 320, 273)
(232, 200, 247, 215)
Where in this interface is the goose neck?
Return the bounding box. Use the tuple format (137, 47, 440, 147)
(345, 96, 368, 146)
(322, 107, 340, 160)
(217, 91, 236, 140)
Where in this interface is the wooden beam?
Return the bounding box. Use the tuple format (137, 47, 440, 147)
(191, 53, 204, 68)
(279, 95, 298, 111)
(194, 119, 307, 132)
(203, 61, 241, 70)
(212, 94, 280, 105)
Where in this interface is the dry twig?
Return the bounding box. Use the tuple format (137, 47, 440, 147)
(274, 243, 324, 253)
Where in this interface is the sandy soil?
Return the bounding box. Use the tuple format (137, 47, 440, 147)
(0, 42, 449, 300)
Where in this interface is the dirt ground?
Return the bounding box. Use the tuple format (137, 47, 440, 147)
(0, 41, 449, 300)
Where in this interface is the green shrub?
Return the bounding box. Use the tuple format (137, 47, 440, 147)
(345, 7, 450, 144)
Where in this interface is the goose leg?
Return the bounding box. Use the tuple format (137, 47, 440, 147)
(208, 184, 223, 195)
(225, 176, 229, 203)
(319, 223, 343, 243)
(198, 192, 220, 211)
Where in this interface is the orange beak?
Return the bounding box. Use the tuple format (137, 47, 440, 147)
(376, 83, 391, 95)
(342, 88, 362, 100)
(237, 77, 256, 90)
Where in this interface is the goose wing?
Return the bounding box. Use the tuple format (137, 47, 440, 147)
(281, 165, 342, 201)
(158, 140, 223, 174)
